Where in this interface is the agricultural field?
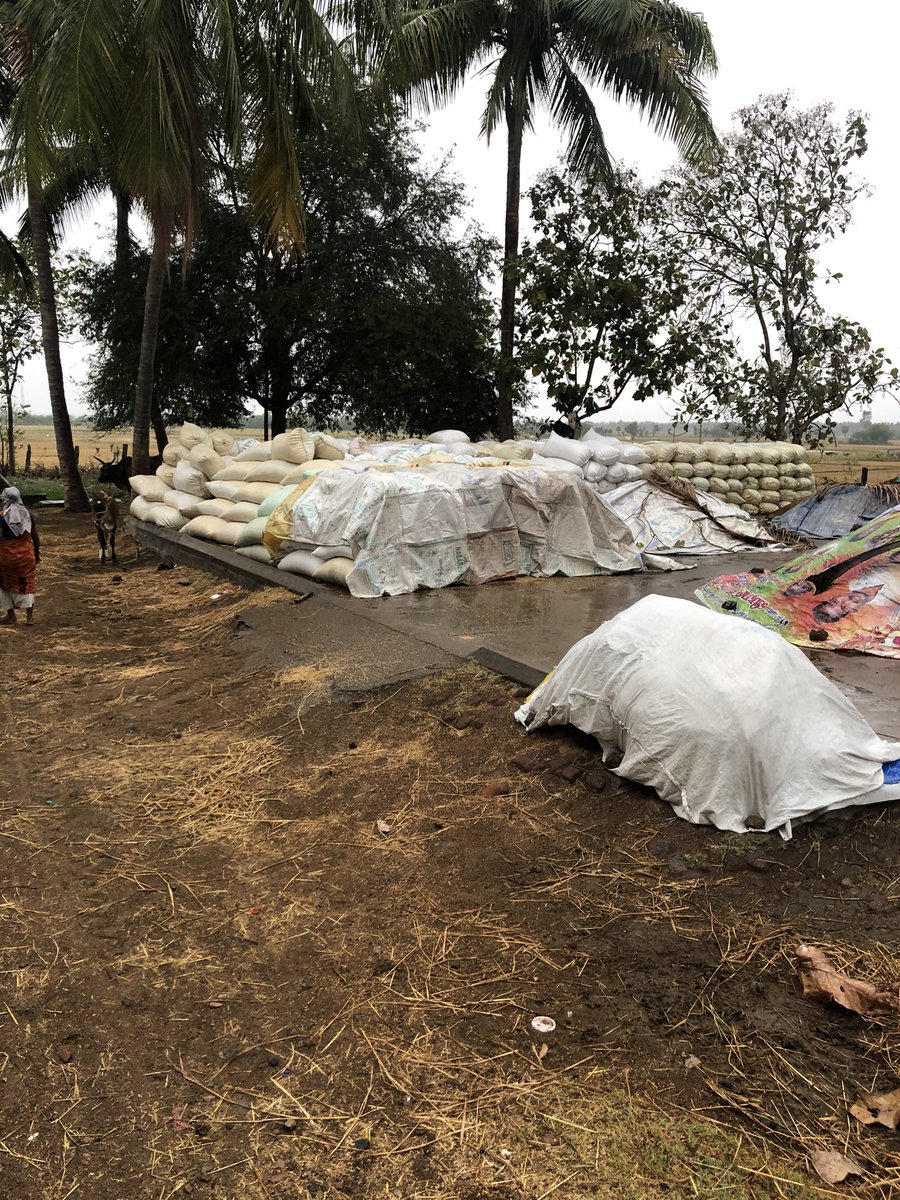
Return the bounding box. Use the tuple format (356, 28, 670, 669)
(16, 425, 136, 469)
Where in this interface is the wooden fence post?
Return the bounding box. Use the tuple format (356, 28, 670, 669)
(24, 444, 31, 471)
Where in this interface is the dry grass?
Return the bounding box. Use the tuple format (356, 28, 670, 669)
(1, 516, 896, 1199)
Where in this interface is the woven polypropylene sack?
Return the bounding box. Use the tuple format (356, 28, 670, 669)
(205, 480, 242, 501)
(223, 501, 261, 524)
(172, 462, 210, 498)
(314, 434, 347, 461)
(177, 423, 208, 450)
(195, 498, 235, 519)
(232, 481, 284, 505)
(235, 516, 268, 547)
(272, 429, 315, 464)
(130, 474, 169, 502)
(189, 443, 225, 477)
(143, 504, 186, 531)
(233, 442, 272, 462)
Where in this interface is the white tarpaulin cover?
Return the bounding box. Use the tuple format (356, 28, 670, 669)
(515, 595, 900, 836)
(604, 480, 786, 555)
(267, 464, 672, 597)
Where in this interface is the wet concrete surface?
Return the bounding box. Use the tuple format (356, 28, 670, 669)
(352, 550, 900, 741)
(133, 522, 900, 742)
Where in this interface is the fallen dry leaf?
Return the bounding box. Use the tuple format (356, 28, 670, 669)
(809, 1148, 864, 1185)
(375, 819, 392, 836)
(795, 945, 899, 1017)
(850, 1087, 900, 1130)
(481, 780, 512, 798)
(172, 1106, 191, 1133)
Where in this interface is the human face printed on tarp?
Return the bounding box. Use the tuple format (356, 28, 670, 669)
(813, 586, 882, 624)
(783, 579, 815, 598)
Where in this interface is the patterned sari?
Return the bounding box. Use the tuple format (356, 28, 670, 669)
(0, 515, 39, 609)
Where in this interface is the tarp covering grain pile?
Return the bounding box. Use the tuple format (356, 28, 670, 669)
(262, 462, 654, 596)
(516, 595, 900, 836)
(698, 507, 900, 657)
(130, 424, 680, 596)
(772, 481, 900, 540)
(603, 479, 786, 556)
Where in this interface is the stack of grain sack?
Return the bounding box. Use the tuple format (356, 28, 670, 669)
(513, 428, 647, 490)
(127, 423, 357, 588)
(638, 442, 814, 516)
(125, 423, 656, 594)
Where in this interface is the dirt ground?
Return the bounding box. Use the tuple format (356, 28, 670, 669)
(1, 513, 899, 1200)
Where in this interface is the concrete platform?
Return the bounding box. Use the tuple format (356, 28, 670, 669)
(132, 522, 900, 740)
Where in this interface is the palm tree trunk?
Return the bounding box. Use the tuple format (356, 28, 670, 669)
(114, 190, 132, 273)
(151, 398, 168, 454)
(133, 213, 173, 476)
(497, 108, 524, 442)
(27, 181, 90, 511)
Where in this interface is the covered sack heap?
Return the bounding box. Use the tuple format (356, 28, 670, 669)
(516, 596, 900, 837)
(129, 424, 679, 596)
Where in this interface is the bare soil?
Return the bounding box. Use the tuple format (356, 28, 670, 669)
(1, 512, 899, 1199)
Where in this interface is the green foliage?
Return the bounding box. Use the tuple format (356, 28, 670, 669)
(0, 251, 42, 475)
(381, 0, 720, 436)
(665, 93, 898, 443)
(517, 168, 730, 420)
(71, 107, 500, 439)
(851, 422, 895, 444)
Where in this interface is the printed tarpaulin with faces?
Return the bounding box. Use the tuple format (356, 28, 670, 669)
(698, 507, 900, 658)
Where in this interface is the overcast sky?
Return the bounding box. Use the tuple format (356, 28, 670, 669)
(17, 0, 900, 425)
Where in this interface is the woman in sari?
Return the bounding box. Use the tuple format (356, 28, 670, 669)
(0, 487, 40, 625)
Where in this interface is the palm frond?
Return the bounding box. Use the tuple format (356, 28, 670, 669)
(17, 142, 106, 248)
(13, 0, 129, 151)
(541, 49, 613, 178)
(380, 0, 499, 111)
(237, 0, 359, 252)
(557, 0, 718, 164)
(587, 45, 717, 161)
(0, 228, 32, 291)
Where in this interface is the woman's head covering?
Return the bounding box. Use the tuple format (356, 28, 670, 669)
(1, 487, 32, 537)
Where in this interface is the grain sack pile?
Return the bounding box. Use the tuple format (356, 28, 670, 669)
(638, 441, 815, 516)
(516, 595, 900, 837)
(260, 460, 659, 597)
(129, 423, 352, 580)
(518, 428, 648, 491)
(129, 424, 687, 596)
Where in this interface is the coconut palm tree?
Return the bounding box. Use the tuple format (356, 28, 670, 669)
(0, 18, 90, 510)
(379, 0, 719, 438)
(13, 0, 358, 473)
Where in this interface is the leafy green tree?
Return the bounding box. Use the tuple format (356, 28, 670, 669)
(665, 94, 898, 443)
(380, 0, 718, 439)
(13, 0, 360, 473)
(72, 107, 500, 440)
(0, 254, 41, 475)
(517, 168, 731, 420)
